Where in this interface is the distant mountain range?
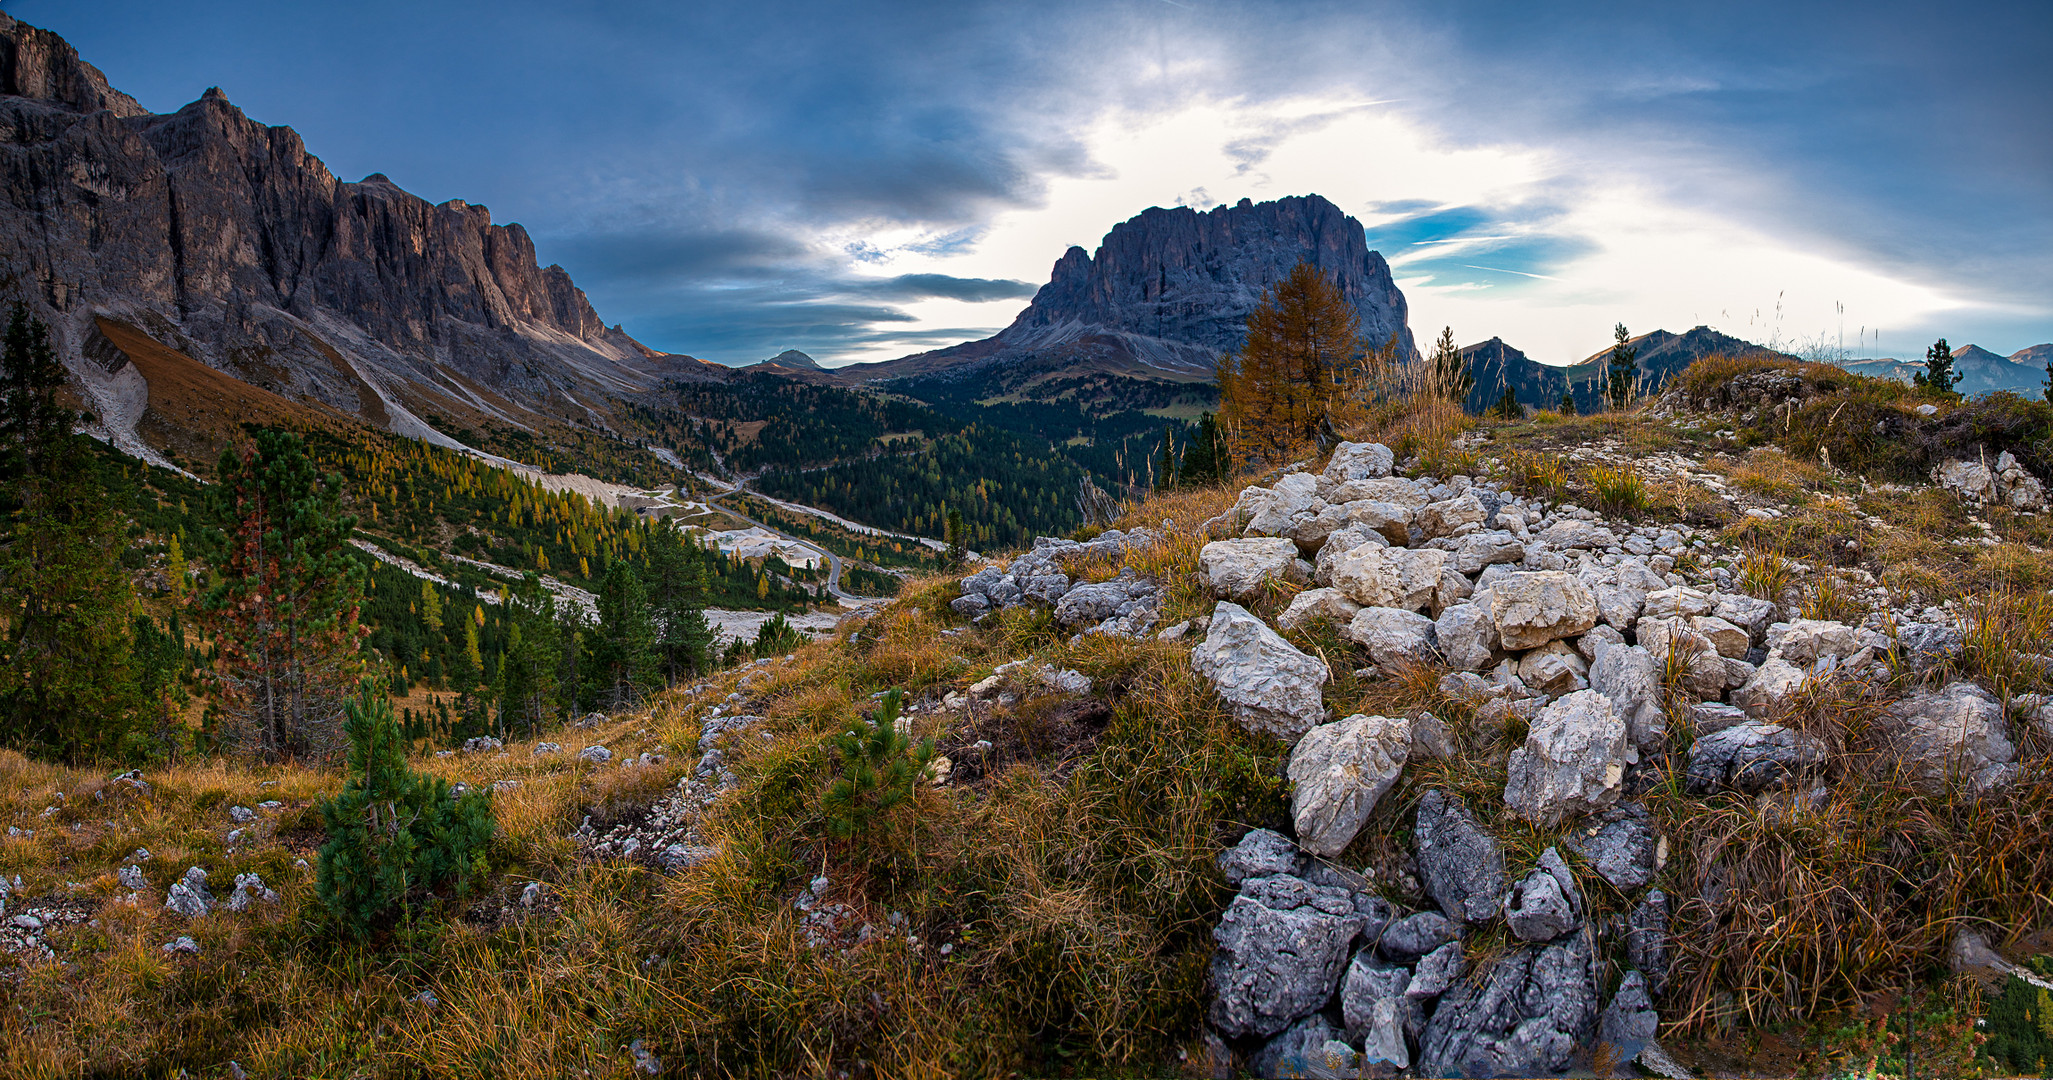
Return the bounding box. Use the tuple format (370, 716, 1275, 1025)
(748, 349, 823, 371)
(1838, 344, 2053, 396)
(1463, 326, 1794, 414)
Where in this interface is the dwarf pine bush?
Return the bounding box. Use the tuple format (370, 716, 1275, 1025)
(821, 687, 933, 842)
(316, 690, 495, 938)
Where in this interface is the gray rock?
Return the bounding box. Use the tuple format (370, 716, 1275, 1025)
(1416, 492, 1487, 540)
(1627, 892, 1671, 997)
(1563, 801, 1661, 890)
(1598, 970, 1660, 1061)
(1417, 929, 1600, 1079)
(1518, 639, 1590, 696)
(1409, 711, 1458, 760)
(1200, 538, 1310, 600)
(1191, 602, 1333, 742)
(1343, 606, 1438, 669)
(1414, 789, 1505, 924)
(1881, 681, 2016, 793)
(1273, 587, 1363, 633)
(118, 864, 147, 890)
(1220, 828, 1306, 886)
(1379, 910, 1458, 961)
(1054, 578, 1142, 627)
(165, 866, 212, 918)
(1685, 721, 1827, 794)
(1434, 602, 1500, 672)
(1689, 702, 1749, 736)
(1409, 940, 1465, 1000)
(1714, 593, 1779, 638)
(1454, 530, 1526, 575)
(225, 872, 277, 911)
(579, 745, 613, 764)
(1341, 951, 1418, 1068)
(1288, 713, 1411, 856)
(1325, 441, 1396, 483)
(1504, 690, 1635, 827)
(1642, 586, 1714, 620)
(1210, 874, 1369, 1037)
(1894, 621, 1965, 672)
(227, 805, 256, 824)
(1576, 622, 1626, 662)
(1331, 545, 1450, 612)
(1503, 847, 1583, 942)
(1588, 642, 1667, 755)
(1490, 571, 1600, 650)
(1313, 523, 1384, 585)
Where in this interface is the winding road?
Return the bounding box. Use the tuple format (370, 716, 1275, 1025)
(700, 476, 887, 608)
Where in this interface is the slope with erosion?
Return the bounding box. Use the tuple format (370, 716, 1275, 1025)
(6, 354, 2050, 1075)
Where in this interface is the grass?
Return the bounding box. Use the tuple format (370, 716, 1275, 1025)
(1587, 464, 1652, 517)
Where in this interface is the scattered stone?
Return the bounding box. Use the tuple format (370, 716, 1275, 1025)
(1685, 721, 1827, 794)
(1379, 910, 1458, 961)
(118, 864, 146, 890)
(165, 866, 212, 918)
(1248, 1013, 1360, 1080)
(1343, 606, 1438, 669)
(1199, 538, 1309, 600)
(226, 872, 277, 911)
(1503, 690, 1635, 827)
(461, 736, 503, 754)
(630, 1038, 662, 1075)
(1503, 847, 1583, 942)
(1598, 970, 1661, 1063)
(162, 935, 199, 955)
(579, 745, 612, 764)
(521, 882, 546, 908)
(1414, 789, 1505, 924)
(1881, 681, 2016, 793)
(1894, 622, 1965, 672)
(1288, 713, 1410, 856)
(1220, 828, 1305, 886)
(1563, 801, 1661, 890)
(1340, 952, 1417, 1069)
(1190, 602, 1332, 742)
(1408, 940, 1465, 1000)
(1273, 587, 1363, 633)
(1409, 711, 1458, 760)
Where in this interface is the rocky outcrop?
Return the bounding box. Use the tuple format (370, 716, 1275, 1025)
(993, 195, 1415, 372)
(1881, 681, 2017, 794)
(0, 14, 694, 462)
(1413, 789, 1505, 924)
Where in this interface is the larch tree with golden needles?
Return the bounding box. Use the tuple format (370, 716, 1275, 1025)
(1217, 262, 1361, 459)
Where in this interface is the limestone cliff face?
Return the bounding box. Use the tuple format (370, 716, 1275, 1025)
(0, 13, 692, 462)
(995, 195, 1415, 370)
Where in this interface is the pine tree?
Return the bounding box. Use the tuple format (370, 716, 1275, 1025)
(644, 526, 714, 681)
(588, 559, 658, 710)
(1218, 262, 1361, 458)
(2043, 361, 2053, 405)
(944, 507, 966, 566)
(198, 429, 366, 763)
(419, 578, 442, 635)
(1915, 338, 1961, 396)
(1178, 411, 1228, 485)
(1559, 392, 1577, 416)
(315, 690, 494, 938)
(1607, 323, 1638, 409)
(166, 533, 189, 603)
(1153, 423, 1177, 492)
(0, 305, 149, 762)
(1430, 326, 1474, 405)
(1492, 387, 1522, 418)
(496, 574, 562, 734)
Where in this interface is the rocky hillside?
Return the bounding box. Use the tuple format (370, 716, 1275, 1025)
(0, 14, 721, 469)
(822, 194, 1414, 384)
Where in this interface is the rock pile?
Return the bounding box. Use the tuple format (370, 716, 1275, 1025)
(1934, 452, 2048, 510)
(951, 529, 1164, 638)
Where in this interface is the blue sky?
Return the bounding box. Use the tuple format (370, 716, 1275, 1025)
(22, 0, 2051, 366)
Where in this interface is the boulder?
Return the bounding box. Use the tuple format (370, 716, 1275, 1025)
(1490, 571, 1600, 650)
(1765, 619, 1861, 666)
(1731, 657, 1811, 717)
(1592, 581, 1648, 630)
(1454, 530, 1526, 575)
(1714, 593, 1778, 639)
(1503, 690, 1635, 827)
(1242, 473, 1325, 536)
(1417, 492, 1487, 539)
(1329, 475, 1430, 510)
(1273, 587, 1363, 633)
(1518, 639, 1590, 697)
(1331, 545, 1449, 612)
(1540, 520, 1618, 550)
(1690, 701, 1750, 736)
(1881, 681, 2016, 793)
(1641, 586, 1714, 620)
(1562, 801, 1660, 890)
(1199, 538, 1308, 599)
(164, 866, 213, 919)
(1434, 602, 1500, 672)
(1894, 622, 1965, 673)
(1191, 603, 1333, 741)
(1684, 721, 1827, 794)
(1410, 711, 1459, 760)
(1325, 441, 1395, 482)
(1588, 643, 1667, 756)
(1343, 607, 1438, 669)
(1575, 622, 1625, 662)
(1503, 847, 1583, 942)
(1313, 523, 1383, 585)
(1054, 574, 1155, 628)
(1288, 713, 1411, 856)
(1637, 616, 1730, 699)
(1693, 615, 1751, 659)
(1934, 459, 1999, 503)
(1379, 910, 1459, 961)
(1417, 929, 1600, 1079)
(1210, 875, 1369, 1037)
(1414, 789, 1505, 924)
(1408, 940, 1465, 1001)
(1433, 564, 1473, 615)
(1337, 500, 1415, 546)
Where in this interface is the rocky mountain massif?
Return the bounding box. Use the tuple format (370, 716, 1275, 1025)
(1462, 327, 1794, 415)
(821, 194, 1415, 386)
(1841, 343, 2053, 397)
(0, 14, 719, 469)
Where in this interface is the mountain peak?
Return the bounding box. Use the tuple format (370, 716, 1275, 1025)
(755, 349, 821, 370)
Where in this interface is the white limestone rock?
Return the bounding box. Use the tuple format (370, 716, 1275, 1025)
(1191, 602, 1333, 742)
(1288, 713, 1412, 856)
(1504, 690, 1636, 827)
(1489, 571, 1599, 651)
(1275, 587, 1365, 633)
(1200, 538, 1310, 600)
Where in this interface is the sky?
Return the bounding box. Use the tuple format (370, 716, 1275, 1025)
(21, 0, 2052, 367)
